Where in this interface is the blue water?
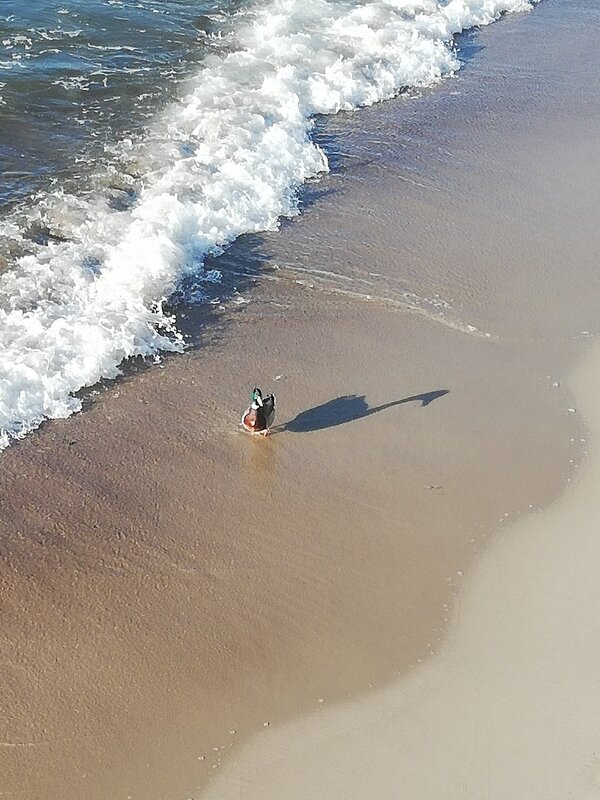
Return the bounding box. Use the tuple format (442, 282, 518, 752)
(0, 0, 238, 206)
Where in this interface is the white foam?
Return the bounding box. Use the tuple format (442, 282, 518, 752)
(0, 0, 537, 449)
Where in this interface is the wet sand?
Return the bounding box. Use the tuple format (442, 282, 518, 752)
(200, 341, 600, 800)
(1, 1, 600, 798)
(0, 292, 572, 799)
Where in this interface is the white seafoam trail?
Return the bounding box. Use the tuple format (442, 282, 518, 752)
(0, 0, 537, 449)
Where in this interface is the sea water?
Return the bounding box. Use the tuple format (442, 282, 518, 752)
(0, 0, 537, 449)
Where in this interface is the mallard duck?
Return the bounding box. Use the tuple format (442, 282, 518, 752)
(241, 387, 276, 435)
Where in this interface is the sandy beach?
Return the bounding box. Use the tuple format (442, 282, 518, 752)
(200, 340, 600, 800)
(1, 1, 600, 798)
(2, 277, 573, 799)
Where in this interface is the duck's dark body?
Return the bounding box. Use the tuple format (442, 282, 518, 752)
(241, 388, 276, 435)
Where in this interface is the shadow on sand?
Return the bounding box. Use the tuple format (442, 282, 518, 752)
(283, 390, 449, 433)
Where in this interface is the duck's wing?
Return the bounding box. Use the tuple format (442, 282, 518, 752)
(263, 394, 276, 426)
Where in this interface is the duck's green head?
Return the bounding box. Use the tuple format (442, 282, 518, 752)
(251, 387, 263, 408)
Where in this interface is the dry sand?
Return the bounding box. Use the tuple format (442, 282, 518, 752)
(1, 1, 600, 798)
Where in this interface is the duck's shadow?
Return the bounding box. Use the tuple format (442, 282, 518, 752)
(280, 390, 449, 434)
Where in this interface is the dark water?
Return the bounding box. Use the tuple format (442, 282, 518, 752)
(0, 0, 242, 207)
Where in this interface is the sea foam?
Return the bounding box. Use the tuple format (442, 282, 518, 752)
(0, 0, 537, 449)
